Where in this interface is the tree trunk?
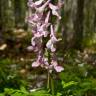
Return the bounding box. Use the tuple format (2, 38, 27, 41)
(14, 0, 26, 28)
(73, 0, 84, 50)
(0, 0, 3, 42)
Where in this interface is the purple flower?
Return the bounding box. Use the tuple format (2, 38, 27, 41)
(27, 13, 43, 26)
(46, 25, 60, 52)
(27, 0, 44, 9)
(51, 60, 64, 72)
(31, 36, 42, 52)
(35, 24, 48, 37)
(49, 3, 61, 19)
(34, 0, 44, 6)
(54, 66, 64, 72)
(36, 0, 51, 13)
(46, 40, 56, 52)
(32, 53, 42, 67)
(32, 61, 40, 67)
(32, 54, 49, 68)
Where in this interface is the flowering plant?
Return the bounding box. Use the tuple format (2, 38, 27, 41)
(27, 0, 64, 73)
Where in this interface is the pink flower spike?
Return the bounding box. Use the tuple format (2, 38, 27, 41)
(27, 0, 62, 72)
(54, 66, 64, 72)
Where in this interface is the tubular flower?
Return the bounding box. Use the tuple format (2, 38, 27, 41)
(49, 3, 61, 19)
(27, 0, 64, 72)
(51, 60, 64, 72)
(27, 0, 44, 9)
(46, 25, 61, 52)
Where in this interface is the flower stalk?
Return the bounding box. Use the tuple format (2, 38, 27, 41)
(27, 0, 64, 95)
(51, 75, 55, 96)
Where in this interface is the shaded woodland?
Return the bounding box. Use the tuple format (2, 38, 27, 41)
(0, 0, 96, 51)
(0, 0, 96, 96)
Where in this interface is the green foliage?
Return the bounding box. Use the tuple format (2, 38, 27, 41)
(0, 58, 28, 92)
(62, 81, 77, 89)
(0, 87, 28, 96)
(30, 90, 51, 96)
(0, 88, 51, 96)
(56, 93, 62, 96)
(58, 63, 96, 96)
(0, 49, 96, 96)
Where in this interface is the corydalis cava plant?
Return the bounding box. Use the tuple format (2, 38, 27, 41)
(27, 0, 64, 73)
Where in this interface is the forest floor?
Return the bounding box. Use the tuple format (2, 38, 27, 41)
(0, 30, 96, 95)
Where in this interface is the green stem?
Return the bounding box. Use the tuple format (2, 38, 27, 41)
(51, 76, 55, 96)
(47, 49, 51, 89)
(47, 71, 50, 89)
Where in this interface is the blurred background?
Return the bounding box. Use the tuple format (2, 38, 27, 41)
(0, 0, 96, 95)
